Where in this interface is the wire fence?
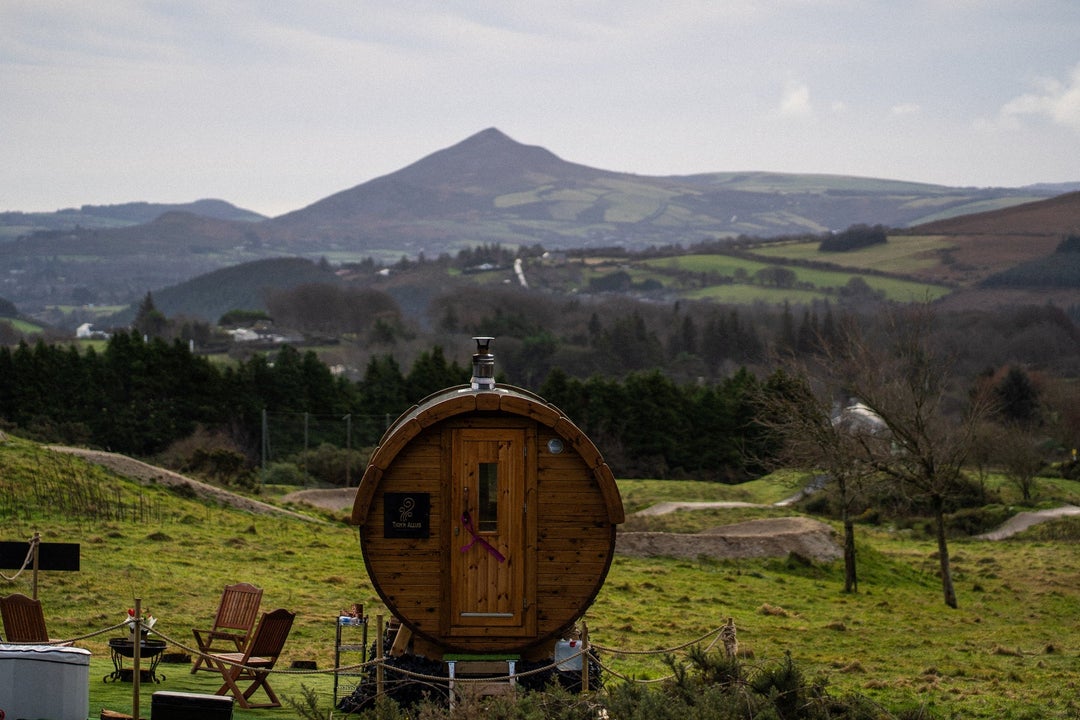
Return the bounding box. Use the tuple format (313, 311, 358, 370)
(258, 411, 394, 487)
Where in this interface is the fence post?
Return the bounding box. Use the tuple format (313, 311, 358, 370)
(31, 531, 40, 599)
(376, 614, 385, 699)
(581, 620, 590, 693)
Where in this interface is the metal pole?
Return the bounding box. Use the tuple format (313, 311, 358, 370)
(132, 597, 142, 720)
(376, 615, 385, 699)
(261, 408, 268, 486)
(581, 620, 590, 693)
(344, 414, 352, 487)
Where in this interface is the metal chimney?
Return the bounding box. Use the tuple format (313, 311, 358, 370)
(471, 336, 495, 390)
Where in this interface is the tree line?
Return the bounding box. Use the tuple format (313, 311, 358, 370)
(0, 331, 776, 480)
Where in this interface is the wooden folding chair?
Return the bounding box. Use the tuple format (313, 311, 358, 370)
(0, 593, 51, 643)
(191, 582, 263, 673)
(209, 608, 296, 709)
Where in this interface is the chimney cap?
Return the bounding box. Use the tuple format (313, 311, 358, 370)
(470, 337, 495, 390)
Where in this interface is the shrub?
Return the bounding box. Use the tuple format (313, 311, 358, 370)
(291, 443, 369, 487)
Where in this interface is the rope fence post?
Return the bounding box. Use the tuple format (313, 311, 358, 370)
(31, 531, 40, 599)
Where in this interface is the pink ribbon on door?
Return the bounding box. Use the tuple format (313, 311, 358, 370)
(460, 510, 506, 562)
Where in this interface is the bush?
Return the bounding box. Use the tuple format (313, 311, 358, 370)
(291, 443, 369, 487)
(158, 425, 255, 487)
(260, 461, 307, 486)
(329, 649, 921, 719)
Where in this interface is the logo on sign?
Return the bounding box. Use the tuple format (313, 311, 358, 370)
(384, 493, 429, 538)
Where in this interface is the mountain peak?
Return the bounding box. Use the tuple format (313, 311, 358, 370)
(389, 127, 597, 188)
(459, 126, 516, 146)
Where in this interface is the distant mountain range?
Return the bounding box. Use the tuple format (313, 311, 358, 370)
(1, 127, 1077, 323)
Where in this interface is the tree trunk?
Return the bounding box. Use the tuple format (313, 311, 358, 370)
(843, 517, 857, 594)
(933, 497, 957, 608)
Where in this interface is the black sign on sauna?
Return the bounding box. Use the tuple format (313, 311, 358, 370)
(383, 493, 430, 538)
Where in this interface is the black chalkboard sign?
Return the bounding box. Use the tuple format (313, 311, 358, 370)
(383, 493, 430, 538)
(0, 541, 80, 571)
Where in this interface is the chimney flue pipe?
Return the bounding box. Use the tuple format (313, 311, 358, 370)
(471, 336, 495, 390)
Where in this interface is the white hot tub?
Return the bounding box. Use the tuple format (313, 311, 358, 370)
(0, 643, 91, 720)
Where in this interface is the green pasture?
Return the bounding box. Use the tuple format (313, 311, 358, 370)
(47, 304, 128, 318)
(644, 253, 951, 302)
(749, 235, 954, 274)
(1, 435, 1078, 718)
(617, 473, 805, 514)
(2, 317, 43, 334)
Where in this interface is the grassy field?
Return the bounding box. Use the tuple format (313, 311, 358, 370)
(748, 235, 954, 275)
(1, 317, 44, 334)
(641, 253, 951, 303)
(1, 436, 1078, 719)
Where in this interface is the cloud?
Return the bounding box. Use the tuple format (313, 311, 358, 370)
(890, 103, 921, 116)
(1000, 64, 1080, 133)
(778, 81, 812, 117)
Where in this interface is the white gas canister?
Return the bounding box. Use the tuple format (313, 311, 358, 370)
(555, 639, 582, 671)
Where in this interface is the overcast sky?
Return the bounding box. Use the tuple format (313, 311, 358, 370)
(3, 1, 1079, 218)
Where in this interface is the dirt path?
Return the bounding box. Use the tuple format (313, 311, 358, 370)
(49, 446, 323, 523)
(974, 504, 1080, 540)
(632, 501, 762, 516)
(281, 487, 357, 512)
(617, 516, 843, 562)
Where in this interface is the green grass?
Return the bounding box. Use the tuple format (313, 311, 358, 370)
(2, 436, 1079, 719)
(642, 253, 951, 303)
(617, 473, 804, 513)
(749, 235, 954, 274)
(48, 304, 128, 317)
(2, 317, 43, 333)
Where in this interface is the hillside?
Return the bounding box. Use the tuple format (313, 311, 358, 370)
(105, 256, 341, 327)
(3, 436, 1080, 718)
(58, 192, 1080, 331)
(1, 128, 1067, 324)
(900, 192, 1080, 310)
(0, 198, 263, 241)
(260, 128, 1053, 255)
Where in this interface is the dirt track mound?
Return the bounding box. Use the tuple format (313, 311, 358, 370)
(49, 446, 321, 522)
(616, 516, 841, 562)
(281, 487, 357, 512)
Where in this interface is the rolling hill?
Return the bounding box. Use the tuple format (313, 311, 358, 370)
(1, 127, 1076, 325)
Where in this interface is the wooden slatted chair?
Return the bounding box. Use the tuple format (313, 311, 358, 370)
(0, 593, 52, 643)
(208, 608, 296, 709)
(191, 582, 263, 673)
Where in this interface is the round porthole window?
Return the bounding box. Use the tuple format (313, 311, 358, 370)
(547, 438, 564, 454)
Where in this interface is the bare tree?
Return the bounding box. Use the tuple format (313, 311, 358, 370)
(989, 423, 1045, 503)
(755, 367, 877, 594)
(824, 305, 992, 609)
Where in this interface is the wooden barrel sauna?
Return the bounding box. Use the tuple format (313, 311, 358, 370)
(350, 338, 624, 659)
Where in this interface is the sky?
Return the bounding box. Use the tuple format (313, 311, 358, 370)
(3, 1, 1080, 218)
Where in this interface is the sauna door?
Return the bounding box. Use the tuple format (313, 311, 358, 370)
(447, 427, 534, 636)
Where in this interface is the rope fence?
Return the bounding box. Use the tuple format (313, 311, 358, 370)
(2, 533, 739, 716)
(2, 614, 736, 688)
(0, 533, 38, 582)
